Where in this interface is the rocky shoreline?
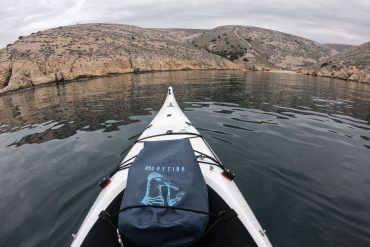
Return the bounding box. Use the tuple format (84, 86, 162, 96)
(0, 24, 369, 95)
(0, 67, 242, 95)
(297, 42, 370, 83)
(0, 24, 239, 94)
(297, 66, 370, 84)
(0, 58, 238, 95)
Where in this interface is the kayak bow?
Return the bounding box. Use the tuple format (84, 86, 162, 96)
(71, 87, 272, 247)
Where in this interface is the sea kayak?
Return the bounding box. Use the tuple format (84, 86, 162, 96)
(71, 87, 272, 247)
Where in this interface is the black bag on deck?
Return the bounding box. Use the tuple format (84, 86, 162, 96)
(118, 139, 209, 247)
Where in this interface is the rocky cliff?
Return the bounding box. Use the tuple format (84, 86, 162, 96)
(298, 42, 370, 83)
(191, 25, 337, 70)
(0, 23, 368, 94)
(0, 24, 237, 93)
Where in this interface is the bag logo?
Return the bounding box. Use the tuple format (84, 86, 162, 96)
(141, 172, 185, 206)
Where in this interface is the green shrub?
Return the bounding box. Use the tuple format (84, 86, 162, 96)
(211, 49, 244, 61)
(320, 61, 331, 67)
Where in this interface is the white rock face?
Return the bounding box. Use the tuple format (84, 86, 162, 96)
(297, 42, 370, 84)
(0, 24, 238, 93)
(1, 24, 369, 94)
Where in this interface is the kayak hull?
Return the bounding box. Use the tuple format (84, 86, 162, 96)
(71, 87, 272, 247)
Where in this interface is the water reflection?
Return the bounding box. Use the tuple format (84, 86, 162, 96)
(0, 70, 370, 247)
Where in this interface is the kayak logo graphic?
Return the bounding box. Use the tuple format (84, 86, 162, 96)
(145, 165, 185, 172)
(141, 172, 185, 206)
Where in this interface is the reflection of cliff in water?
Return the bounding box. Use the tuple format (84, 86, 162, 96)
(1, 70, 370, 146)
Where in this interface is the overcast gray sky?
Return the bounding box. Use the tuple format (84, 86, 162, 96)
(1, 0, 370, 48)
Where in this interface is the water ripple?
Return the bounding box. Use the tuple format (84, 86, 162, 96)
(1, 71, 370, 247)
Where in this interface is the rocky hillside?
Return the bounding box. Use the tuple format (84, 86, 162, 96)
(1, 23, 368, 94)
(298, 42, 370, 83)
(0, 24, 237, 94)
(155, 28, 205, 43)
(325, 43, 353, 52)
(191, 25, 337, 70)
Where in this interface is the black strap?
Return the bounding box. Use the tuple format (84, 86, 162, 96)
(111, 147, 227, 178)
(116, 204, 218, 218)
(112, 132, 205, 177)
(135, 132, 203, 143)
(194, 150, 222, 166)
(191, 208, 238, 245)
(110, 155, 138, 176)
(99, 206, 237, 247)
(98, 211, 124, 247)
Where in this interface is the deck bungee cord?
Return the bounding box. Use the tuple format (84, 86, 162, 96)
(71, 87, 272, 247)
(110, 132, 233, 179)
(99, 202, 238, 247)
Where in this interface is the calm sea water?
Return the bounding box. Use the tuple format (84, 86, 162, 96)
(0, 70, 370, 247)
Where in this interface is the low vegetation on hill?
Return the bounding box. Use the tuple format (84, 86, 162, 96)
(298, 42, 370, 83)
(0, 24, 368, 93)
(0, 24, 236, 93)
(191, 25, 337, 70)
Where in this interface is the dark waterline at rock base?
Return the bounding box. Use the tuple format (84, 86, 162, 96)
(0, 70, 370, 247)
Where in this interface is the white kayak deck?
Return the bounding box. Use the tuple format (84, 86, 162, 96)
(71, 87, 272, 247)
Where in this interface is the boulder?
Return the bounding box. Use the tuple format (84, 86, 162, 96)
(0, 71, 32, 93)
(0, 63, 12, 89)
(348, 73, 359, 81)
